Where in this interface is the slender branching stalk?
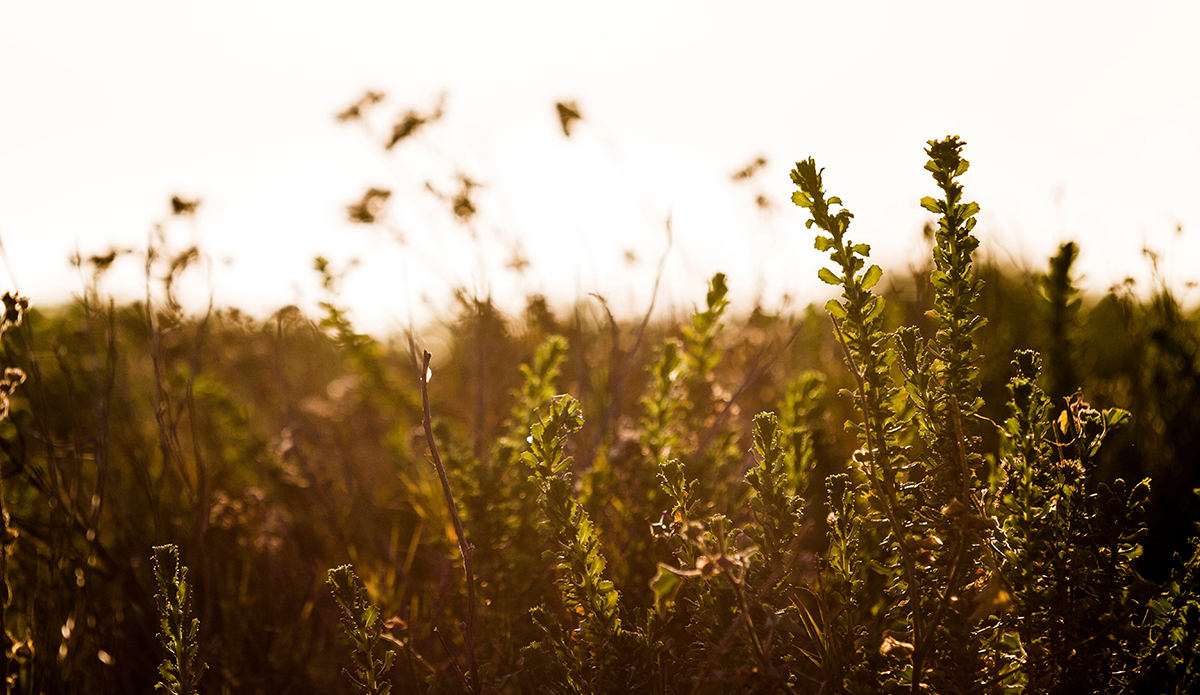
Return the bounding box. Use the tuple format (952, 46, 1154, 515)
(584, 219, 673, 469)
(419, 350, 481, 695)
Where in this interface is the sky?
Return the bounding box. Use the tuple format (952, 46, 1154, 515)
(2, 1, 1198, 333)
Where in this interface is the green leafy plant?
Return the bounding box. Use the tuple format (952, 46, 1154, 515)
(744, 412, 802, 575)
(328, 564, 396, 695)
(451, 135, 1200, 695)
(152, 544, 206, 695)
(520, 394, 639, 691)
(995, 352, 1148, 692)
(786, 136, 1173, 693)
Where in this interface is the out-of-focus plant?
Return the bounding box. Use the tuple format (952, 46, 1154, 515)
(1, 292, 28, 694)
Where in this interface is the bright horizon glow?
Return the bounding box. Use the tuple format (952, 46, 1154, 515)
(2, 1, 1198, 334)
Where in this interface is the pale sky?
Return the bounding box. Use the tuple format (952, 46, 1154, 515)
(2, 2, 1198, 333)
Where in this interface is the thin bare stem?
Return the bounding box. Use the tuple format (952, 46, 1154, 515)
(698, 316, 806, 453)
(185, 296, 215, 552)
(729, 574, 797, 695)
(420, 351, 481, 695)
(731, 575, 769, 669)
(144, 236, 193, 514)
(688, 611, 748, 695)
(584, 218, 673, 467)
(432, 625, 467, 687)
(949, 394, 972, 503)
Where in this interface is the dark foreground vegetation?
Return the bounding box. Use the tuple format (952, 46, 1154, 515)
(2, 138, 1200, 694)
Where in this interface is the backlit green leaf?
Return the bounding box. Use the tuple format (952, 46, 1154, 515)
(650, 563, 696, 617)
(862, 264, 883, 290)
(825, 298, 847, 319)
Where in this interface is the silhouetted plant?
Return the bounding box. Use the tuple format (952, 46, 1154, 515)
(1038, 242, 1082, 403)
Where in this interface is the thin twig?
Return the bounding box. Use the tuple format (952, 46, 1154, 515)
(584, 218, 673, 467)
(472, 300, 487, 461)
(912, 394, 975, 658)
(698, 316, 807, 454)
(948, 394, 1013, 602)
(185, 295, 215, 549)
(420, 351, 481, 695)
(432, 625, 467, 686)
(728, 574, 797, 695)
(688, 611, 749, 695)
(144, 234, 193, 514)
